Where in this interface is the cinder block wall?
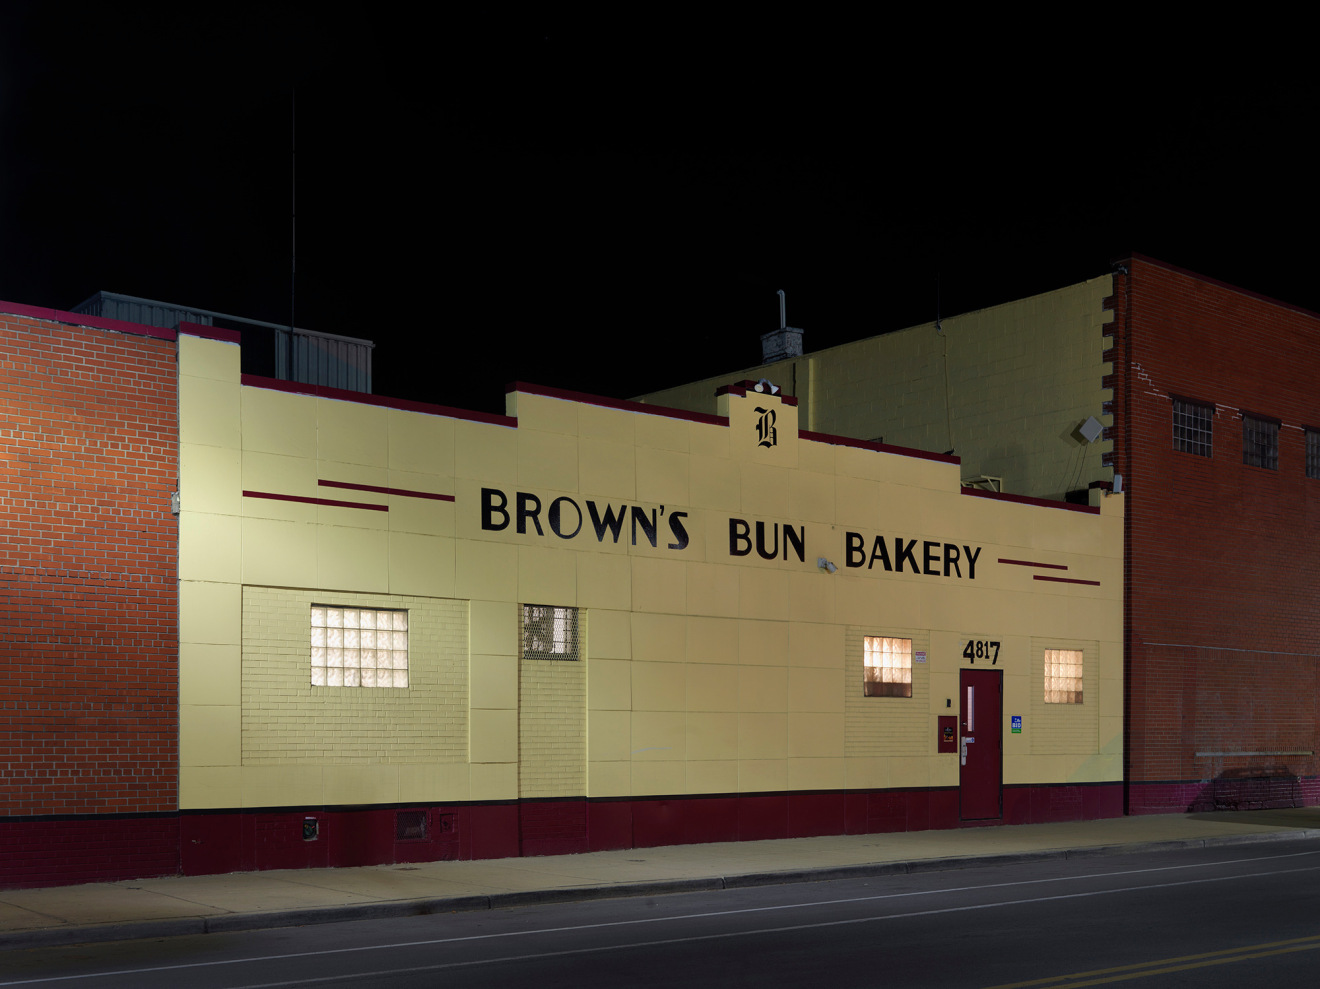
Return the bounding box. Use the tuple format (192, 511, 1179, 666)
(1109, 258, 1320, 807)
(636, 278, 1115, 502)
(0, 311, 178, 819)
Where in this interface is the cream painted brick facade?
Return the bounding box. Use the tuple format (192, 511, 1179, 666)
(1029, 638, 1100, 755)
(241, 586, 468, 765)
(844, 627, 930, 757)
(518, 627, 587, 798)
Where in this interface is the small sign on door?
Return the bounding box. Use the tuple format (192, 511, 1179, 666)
(1011, 715, 1022, 734)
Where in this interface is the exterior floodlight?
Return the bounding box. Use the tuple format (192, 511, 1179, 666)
(817, 557, 838, 574)
(754, 378, 780, 395)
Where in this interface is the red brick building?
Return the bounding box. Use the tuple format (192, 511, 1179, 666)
(1107, 256, 1320, 813)
(0, 304, 178, 887)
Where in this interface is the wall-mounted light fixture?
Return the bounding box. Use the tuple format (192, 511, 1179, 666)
(817, 557, 837, 574)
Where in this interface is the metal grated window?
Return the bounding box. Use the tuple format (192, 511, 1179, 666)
(310, 606, 408, 687)
(522, 604, 580, 661)
(1173, 399, 1213, 457)
(1044, 649, 1083, 704)
(396, 810, 428, 841)
(863, 636, 912, 697)
(1242, 415, 1278, 470)
(1307, 430, 1320, 480)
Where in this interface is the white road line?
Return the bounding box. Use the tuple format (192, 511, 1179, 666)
(3, 847, 1318, 987)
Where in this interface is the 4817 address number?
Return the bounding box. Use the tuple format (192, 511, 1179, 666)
(963, 640, 1000, 664)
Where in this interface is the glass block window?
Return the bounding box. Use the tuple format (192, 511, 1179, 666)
(863, 636, 912, 697)
(1242, 414, 1278, 470)
(1308, 429, 1320, 480)
(310, 606, 409, 687)
(1044, 648, 1083, 704)
(1173, 399, 1213, 456)
(522, 604, 580, 661)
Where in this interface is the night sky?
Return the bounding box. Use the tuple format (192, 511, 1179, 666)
(4, 9, 1317, 414)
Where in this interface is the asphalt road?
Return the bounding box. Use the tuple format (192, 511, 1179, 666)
(5, 838, 1320, 988)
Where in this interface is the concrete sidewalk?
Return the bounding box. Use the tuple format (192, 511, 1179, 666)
(4, 809, 1319, 950)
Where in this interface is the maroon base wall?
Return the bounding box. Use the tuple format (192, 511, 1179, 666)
(0, 816, 179, 888)
(2, 782, 1131, 888)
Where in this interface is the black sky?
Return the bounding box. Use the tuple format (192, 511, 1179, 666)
(4, 9, 1317, 414)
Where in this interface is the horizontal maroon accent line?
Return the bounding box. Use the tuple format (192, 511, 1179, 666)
(798, 430, 961, 464)
(178, 321, 241, 344)
(961, 487, 1100, 514)
(318, 480, 454, 502)
(1033, 574, 1101, 586)
(998, 558, 1069, 570)
(506, 381, 729, 426)
(242, 490, 389, 512)
(242, 374, 517, 427)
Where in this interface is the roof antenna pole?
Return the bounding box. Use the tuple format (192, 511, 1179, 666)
(289, 88, 296, 380)
(777, 288, 786, 330)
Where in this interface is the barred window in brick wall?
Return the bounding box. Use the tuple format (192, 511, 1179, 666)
(522, 604, 580, 661)
(863, 636, 912, 697)
(1172, 399, 1213, 457)
(1044, 649, 1083, 704)
(311, 606, 408, 687)
(1242, 414, 1278, 470)
(1307, 429, 1320, 479)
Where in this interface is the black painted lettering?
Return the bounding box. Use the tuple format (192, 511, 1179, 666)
(784, 525, 805, 562)
(516, 492, 543, 535)
(943, 543, 962, 577)
(548, 497, 582, 539)
(964, 545, 981, 579)
(923, 541, 940, 575)
(845, 532, 865, 567)
(481, 487, 510, 531)
(868, 535, 893, 571)
(631, 506, 657, 547)
(667, 512, 690, 550)
(729, 518, 752, 556)
(755, 521, 778, 560)
(894, 538, 918, 573)
(587, 501, 628, 542)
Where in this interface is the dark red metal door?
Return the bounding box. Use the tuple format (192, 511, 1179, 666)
(959, 668, 1002, 820)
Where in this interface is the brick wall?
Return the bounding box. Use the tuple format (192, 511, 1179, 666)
(1108, 257, 1320, 799)
(0, 310, 177, 816)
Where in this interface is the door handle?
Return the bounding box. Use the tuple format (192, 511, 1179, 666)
(960, 736, 975, 766)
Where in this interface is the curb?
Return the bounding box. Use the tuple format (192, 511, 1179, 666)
(5, 829, 1319, 950)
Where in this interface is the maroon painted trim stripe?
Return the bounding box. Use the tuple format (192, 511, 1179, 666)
(318, 479, 454, 502)
(242, 374, 517, 427)
(998, 558, 1069, 570)
(506, 381, 729, 426)
(799, 430, 961, 464)
(243, 490, 389, 512)
(1033, 574, 1101, 586)
(178, 320, 241, 344)
(961, 487, 1100, 514)
(0, 300, 176, 340)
